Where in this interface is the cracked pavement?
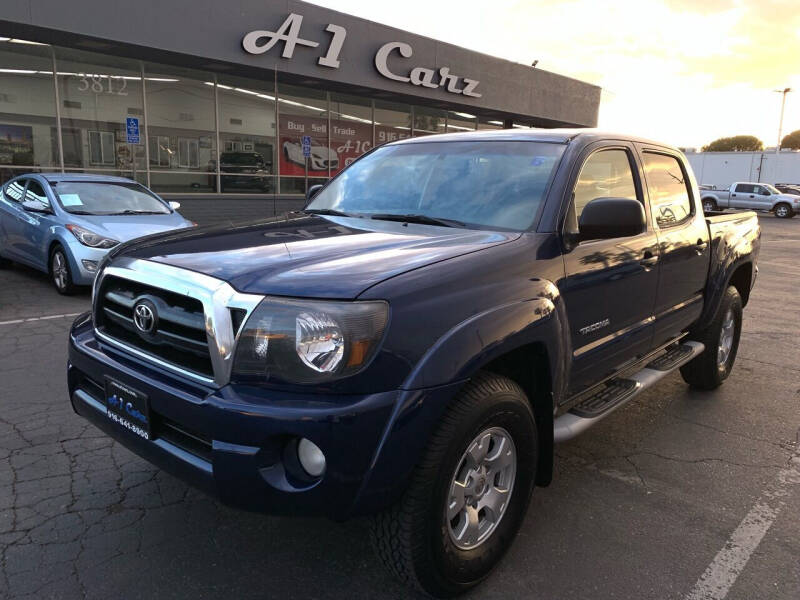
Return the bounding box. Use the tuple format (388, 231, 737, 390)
(1, 217, 799, 599)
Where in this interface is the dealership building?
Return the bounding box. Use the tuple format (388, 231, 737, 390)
(0, 0, 600, 218)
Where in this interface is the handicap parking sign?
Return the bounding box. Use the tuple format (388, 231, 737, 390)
(126, 117, 140, 144)
(301, 135, 312, 157)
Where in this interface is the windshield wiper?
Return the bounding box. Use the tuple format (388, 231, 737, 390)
(64, 210, 96, 215)
(301, 208, 355, 217)
(112, 210, 166, 215)
(368, 213, 466, 228)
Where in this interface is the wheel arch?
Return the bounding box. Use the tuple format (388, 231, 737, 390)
(728, 262, 753, 307)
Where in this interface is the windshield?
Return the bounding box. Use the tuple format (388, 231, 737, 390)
(52, 182, 170, 215)
(764, 184, 780, 194)
(307, 141, 565, 231)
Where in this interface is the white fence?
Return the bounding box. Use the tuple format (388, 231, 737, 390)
(685, 151, 800, 189)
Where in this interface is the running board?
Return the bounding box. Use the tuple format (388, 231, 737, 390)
(554, 341, 704, 443)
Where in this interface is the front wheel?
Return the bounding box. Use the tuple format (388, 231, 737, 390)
(50, 246, 76, 295)
(774, 203, 794, 218)
(680, 286, 742, 390)
(371, 372, 537, 598)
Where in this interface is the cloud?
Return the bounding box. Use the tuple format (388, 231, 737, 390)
(308, 0, 800, 146)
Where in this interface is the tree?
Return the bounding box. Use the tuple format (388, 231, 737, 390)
(701, 135, 764, 152)
(780, 130, 800, 150)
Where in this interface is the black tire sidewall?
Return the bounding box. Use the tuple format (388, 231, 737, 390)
(421, 392, 537, 594)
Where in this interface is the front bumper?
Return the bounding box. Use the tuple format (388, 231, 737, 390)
(67, 313, 458, 519)
(65, 240, 107, 286)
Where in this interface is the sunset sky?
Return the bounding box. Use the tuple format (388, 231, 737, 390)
(311, 0, 800, 149)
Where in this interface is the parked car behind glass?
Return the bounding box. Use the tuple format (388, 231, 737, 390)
(0, 174, 194, 294)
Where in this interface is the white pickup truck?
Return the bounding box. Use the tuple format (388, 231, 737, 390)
(700, 182, 800, 218)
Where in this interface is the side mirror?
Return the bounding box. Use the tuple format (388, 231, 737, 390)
(169, 201, 181, 211)
(579, 197, 645, 240)
(21, 199, 51, 214)
(306, 184, 324, 203)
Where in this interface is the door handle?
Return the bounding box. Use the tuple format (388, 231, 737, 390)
(640, 251, 658, 269)
(749, 195, 754, 198)
(695, 239, 708, 254)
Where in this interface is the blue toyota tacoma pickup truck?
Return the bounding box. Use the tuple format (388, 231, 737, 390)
(67, 130, 760, 597)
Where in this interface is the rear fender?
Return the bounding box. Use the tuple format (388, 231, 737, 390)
(698, 217, 760, 326)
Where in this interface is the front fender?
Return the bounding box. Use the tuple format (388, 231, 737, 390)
(401, 279, 568, 396)
(350, 281, 569, 514)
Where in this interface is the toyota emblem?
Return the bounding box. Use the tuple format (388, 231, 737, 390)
(133, 301, 156, 334)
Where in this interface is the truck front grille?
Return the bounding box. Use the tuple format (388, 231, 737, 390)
(95, 275, 213, 378)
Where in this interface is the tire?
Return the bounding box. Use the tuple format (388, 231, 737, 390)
(50, 245, 76, 295)
(774, 203, 794, 219)
(370, 372, 537, 598)
(702, 198, 717, 213)
(680, 286, 742, 390)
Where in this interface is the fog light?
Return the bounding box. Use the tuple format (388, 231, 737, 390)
(297, 438, 326, 477)
(81, 260, 98, 272)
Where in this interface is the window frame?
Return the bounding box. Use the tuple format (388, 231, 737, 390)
(640, 149, 695, 229)
(87, 130, 116, 166)
(561, 142, 648, 242)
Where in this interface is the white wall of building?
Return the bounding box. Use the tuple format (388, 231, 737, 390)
(686, 151, 800, 188)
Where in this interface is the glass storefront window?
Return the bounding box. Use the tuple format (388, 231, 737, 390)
(478, 118, 505, 130)
(217, 74, 276, 194)
(0, 40, 59, 184)
(144, 62, 216, 193)
(329, 93, 372, 176)
(374, 100, 411, 147)
(277, 84, 328, 194)
(55, 48, 144, 178)
(447, 111, 478, 133)
(413, 106, 446, 137)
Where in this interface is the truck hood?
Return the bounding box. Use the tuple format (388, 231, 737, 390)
(117, 214, 519, 298)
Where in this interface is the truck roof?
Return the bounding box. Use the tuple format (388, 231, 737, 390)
(393, 128, 680, 152)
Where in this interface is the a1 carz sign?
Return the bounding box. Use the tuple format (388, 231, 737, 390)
(243, 13, 482, 99)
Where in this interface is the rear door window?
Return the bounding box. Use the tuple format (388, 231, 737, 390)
(642, 152, 692, 226)
(4, 179, 26, 202)
(734, 183, 754, 194)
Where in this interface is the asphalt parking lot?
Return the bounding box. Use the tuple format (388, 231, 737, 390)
(1, 216, 798, 600)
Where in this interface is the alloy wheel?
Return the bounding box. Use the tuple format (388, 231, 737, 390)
(717, 308, 735, 368)
(446, 426, 516, 550)
(52, 252, 68, 291)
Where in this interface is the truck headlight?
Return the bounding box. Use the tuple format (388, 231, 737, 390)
(232, 297, 388, 384)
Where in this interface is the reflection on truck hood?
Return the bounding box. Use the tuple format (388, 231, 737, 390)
(117, 215, 519, 298)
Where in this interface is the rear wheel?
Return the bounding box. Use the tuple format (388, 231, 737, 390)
(774, 203, 794, 218)
(680, 286, 742, 390)
(50, 246, 76, 295)
(702, 198, 717, 213)
(370, 372, 537, 598)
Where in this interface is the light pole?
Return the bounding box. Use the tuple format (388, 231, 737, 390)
(775, 87, 792, 153)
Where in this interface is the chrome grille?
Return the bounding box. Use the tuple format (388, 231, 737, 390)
(96, 275, 214, 377)
(93, 258, 263, 387)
